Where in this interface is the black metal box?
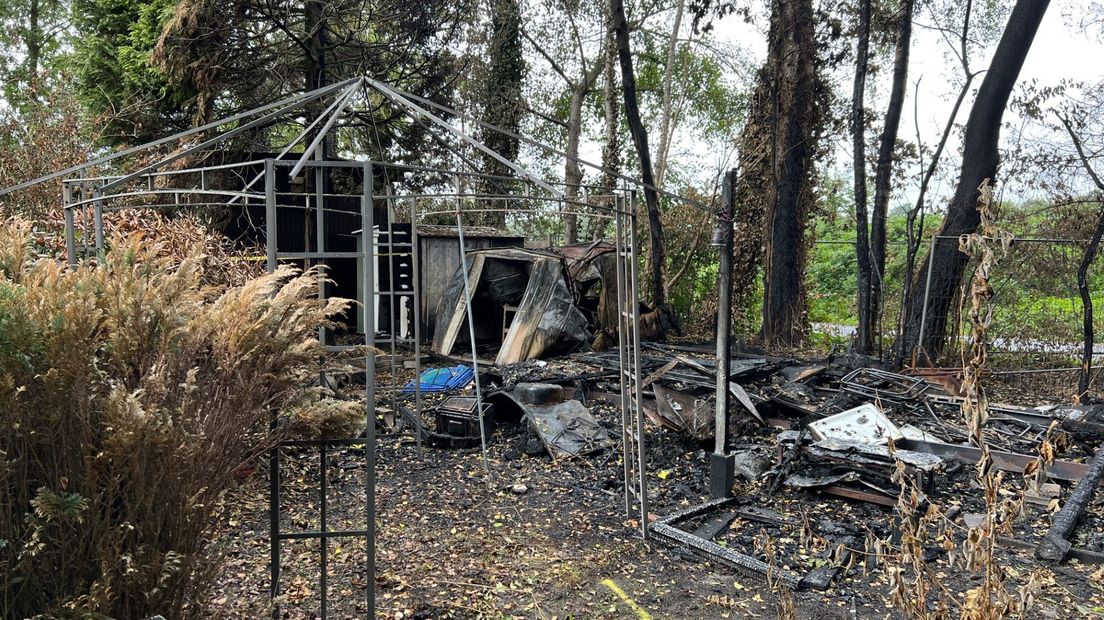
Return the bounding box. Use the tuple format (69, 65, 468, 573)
(435, 396, 494, 438)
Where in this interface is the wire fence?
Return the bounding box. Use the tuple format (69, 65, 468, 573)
(915, 235, 1102, 373)
(806, 234, 1102, 385)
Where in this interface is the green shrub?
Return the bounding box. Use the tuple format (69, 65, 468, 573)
(0, 220, 359, 619)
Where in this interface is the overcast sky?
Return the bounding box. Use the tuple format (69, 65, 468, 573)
(702, 0, 1104, 208)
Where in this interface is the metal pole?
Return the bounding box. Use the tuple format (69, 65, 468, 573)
(711, 171, 736, 499)
(614, 197, 631, 518)
(0, 78, 360, 198)
(454, 175, 490, 472)
(312, 151, 328, 620)
(93, 186, 105, 260)
(917, 233, 938, 359)
(362, 162, 376, 617)
(628, 192, 648, 540)
(314, 151, 326, 347)
(319, 443, 328, 619)
(265, 159, 277, 272)
(80, 182, 90, 258)
(410, 199, 424, 458)
(266, 157, 281, 620)
(63, 181, 76, 266)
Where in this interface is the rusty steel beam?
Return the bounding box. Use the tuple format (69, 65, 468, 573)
(902, 439, 1088, 482)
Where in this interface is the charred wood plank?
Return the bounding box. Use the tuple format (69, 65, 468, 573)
(1036, 442, 1104, 562)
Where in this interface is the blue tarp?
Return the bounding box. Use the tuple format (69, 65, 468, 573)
(402, 365, 475, 393)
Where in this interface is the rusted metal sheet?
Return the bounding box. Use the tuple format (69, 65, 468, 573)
(901, 438, 1088, 482)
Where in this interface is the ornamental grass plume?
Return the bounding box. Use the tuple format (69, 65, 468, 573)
(0, 219, 361, 619)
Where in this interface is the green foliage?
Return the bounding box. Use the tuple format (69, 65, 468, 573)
(0, 0, 73, 113)
(0, 220, 360, 618)
(478, 0, 526, 184)
(72, 0, 192, 144)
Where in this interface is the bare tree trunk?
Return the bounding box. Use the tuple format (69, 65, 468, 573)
(853, 0, 873, 355)
(27, 0, 41, 83)
(594, 28, 621, 241)
(1059, 113, 1104, 399)
(653, 0, 684, 189)
(870, 0, 913, 353)
(899, 0, 1049, 362)
(304, 0, 327, 153)
(761, 0, 819, 347)
(1078, 215, 1104, 398)
(564, 83, 586, 244)
(611, 0, 666, 307)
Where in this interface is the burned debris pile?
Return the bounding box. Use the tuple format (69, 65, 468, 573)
(390, 338, 1104, 600)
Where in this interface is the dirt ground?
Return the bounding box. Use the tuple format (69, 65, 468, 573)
(208, 358, 1104, 619)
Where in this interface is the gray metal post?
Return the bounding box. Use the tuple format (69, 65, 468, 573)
(93, 186, 105, 259)
(63, 181, 76, 266)
(711, 171, 736, 499)
(614, 198, 631, 517)
(265, 159, 277, 272)
(917, 234, 938, 359)
(362, 162, 377, 617)
(312, 151, 328, 619)
(628, 192, 648, 540)
(453, 175, 490, 472)
(410, 198, 424, 457)
(314, 150, 326, 347)
(266, 157, 280, 619)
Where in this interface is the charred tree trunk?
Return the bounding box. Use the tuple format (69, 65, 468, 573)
(761, 0, 820, 347)
(611, 0, 666, 307)
(853, 0, 873, 354)
(870, 0, 913, 351)
(1078, 214, 1104, 398)
(1060, 113, 1104, 399)
(899, 0, 1049, 362)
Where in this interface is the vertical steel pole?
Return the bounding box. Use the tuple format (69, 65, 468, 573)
(265, 159, 277, 272)
(315, 149, 327, 347)
(410, 199, 424, 458)
(628, 191, 648, 540)
(63, 181, 76, 266)
(266, 157, 281, 619)
(711, 171, 736, 499)
(314, 155, 329, 618)
(80, 182, 90, 258)
(93, 186, 105, 260)
(319, 443, 328, 620)
(362, 162, 376, 617)
(917, 234, 938, 359)
(614, 197, 631, 518)
(384, 187, 400, 415)
(454, 175, 490, 472)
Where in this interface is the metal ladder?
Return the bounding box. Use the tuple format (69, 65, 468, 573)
(614, 192, 648, 540)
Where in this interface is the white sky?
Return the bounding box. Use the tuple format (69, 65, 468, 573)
(700, 0, 1104, 208)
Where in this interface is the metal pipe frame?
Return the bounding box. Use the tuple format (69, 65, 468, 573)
(453, 175, 491, 472)
(0, 78, 360, 198)
(27, 76, 655, 619)
(101, 80, 362, 194)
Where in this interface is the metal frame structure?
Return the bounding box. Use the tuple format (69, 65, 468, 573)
(0, 76, 667, 619)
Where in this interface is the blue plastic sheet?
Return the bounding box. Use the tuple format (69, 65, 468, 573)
(402, 365, 474, 393)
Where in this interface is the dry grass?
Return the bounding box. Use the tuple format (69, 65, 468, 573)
(0, 219, 361, 618)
